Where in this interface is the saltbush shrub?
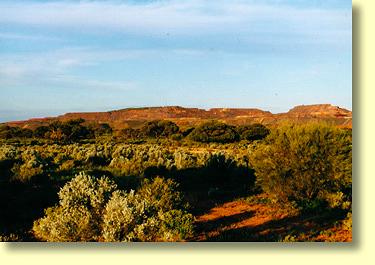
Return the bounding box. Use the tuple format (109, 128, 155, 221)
(138, 177, 184, 212)
(32, 173, 193, 242)
(33, 172, 117, 241)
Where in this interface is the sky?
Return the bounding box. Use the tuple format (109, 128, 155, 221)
(0, 0, 352, 122)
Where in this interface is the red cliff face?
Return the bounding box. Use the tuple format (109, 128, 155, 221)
(4, 104, 352, 130)
(283, 104, 352, 118)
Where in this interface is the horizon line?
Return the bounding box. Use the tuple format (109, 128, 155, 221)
(1, 103, 352, 124)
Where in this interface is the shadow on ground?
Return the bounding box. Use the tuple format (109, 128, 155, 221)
(196, 209, 348, 242)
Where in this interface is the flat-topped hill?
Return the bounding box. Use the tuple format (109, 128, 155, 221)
(5, 104, 352, 130)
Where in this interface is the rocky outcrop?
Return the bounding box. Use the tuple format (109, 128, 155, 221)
(5, 104, 352, 130)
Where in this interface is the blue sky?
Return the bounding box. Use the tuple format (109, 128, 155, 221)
(0, 0, 352, 122)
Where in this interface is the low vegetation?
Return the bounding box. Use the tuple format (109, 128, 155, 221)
(250, 123, 352, 212)
(33, 173, 193, 242)
(0, 119, 352, 242)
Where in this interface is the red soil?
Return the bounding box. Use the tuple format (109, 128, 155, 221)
(193, 197, 352, 242)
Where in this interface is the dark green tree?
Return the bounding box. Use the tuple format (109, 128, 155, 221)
(141, 120, 179, 138)
(120, 128, 144, 140)
(237, 123, 270, 141)
(188, 121, 239, 143)
(33, 126, 50, 138)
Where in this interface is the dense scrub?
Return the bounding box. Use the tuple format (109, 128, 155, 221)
(0, 122, 352, 241)
(1, 119, 112, 142)
(1, 119, 270, 143)
(0, 140, 253, 189)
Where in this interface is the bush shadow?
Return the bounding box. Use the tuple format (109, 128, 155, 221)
(196, 210, 255, 235)
(204, 209, 349, 242)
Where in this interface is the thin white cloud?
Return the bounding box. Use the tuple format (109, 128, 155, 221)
(0, 67, 137, 92)
(0, 32, 61, 41)
(0, 46, 207, 82)
(43, 75, 138, 92)
(0, 0, 351, 40)
(0, 47, 141, 91)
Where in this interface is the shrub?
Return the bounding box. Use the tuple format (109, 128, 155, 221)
(43, 119, 91, 142)
(0, 126, 33, 139)
(58, 159, 76, 172)
(0, 233, 22, 242)
(102, 190, 156, 242)
(11, 149, 48, 182)
(33, 126, 50, 138)
(11, 163, 44, 182)
(188, 121, 239, 143)
(33, 173, 194, 242)
(237, 124, 270, 141)
(170, 133, 182, 141)
(33, 172, 117, 241)
(342, 212, 352, 231)
(120, 128, 144, 140)
(138, 177, 185, 211)
(158, 209, 194, 241)
(33, 204, 97, 242)
(181, 127, 195, 137)
(250, 123, 352, 211)
(87, 123, 112, 138)
(141, 120, 179, 138)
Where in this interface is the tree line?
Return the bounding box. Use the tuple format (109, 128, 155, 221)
(1, 119, 270, 143)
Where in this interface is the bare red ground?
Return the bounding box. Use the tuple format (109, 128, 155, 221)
(193, 197, 352, 242)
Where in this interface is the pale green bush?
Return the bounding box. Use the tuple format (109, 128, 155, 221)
(33, 173, 194, 242)
(158, 209, 194, 241)
(102, 190, 157, 242)
(33, 172, 117, 241)
(2, 140, 249, 182)
(102, 177, 194, 242)
(11, 149, 47, 182)
(33, 205, 96, 242)
(138, 177, 184, 212)
(0, 144, 20, 160)
(58, 172, 117, 214)
(12, 163, 44, 182)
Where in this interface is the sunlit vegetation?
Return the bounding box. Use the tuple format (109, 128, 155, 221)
(33, 173, 193, 242)
(0, 120, 352, 242)
(250, 123, 352, 212)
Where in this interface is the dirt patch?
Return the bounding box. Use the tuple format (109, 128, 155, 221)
(193, 196, 351, 242)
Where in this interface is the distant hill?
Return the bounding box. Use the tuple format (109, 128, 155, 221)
(4, 104, 352, 130)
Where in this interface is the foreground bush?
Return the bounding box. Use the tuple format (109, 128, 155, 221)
(250, 123, 352, 211)
(32, 173, 193, 242)
(33, 172, 117, 241)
